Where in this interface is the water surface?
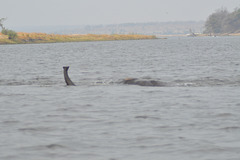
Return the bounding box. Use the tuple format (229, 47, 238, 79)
(1, 37, 240, 160)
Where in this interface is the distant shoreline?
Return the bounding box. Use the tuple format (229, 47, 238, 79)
(0, 32, 157, 45)
(1, 32, 240, 45)
(157, 33, 240, 38)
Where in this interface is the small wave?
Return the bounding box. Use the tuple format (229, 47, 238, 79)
(135, 115, 149, 119)
(0, 77, 59, 86)
(135, 115, 161, 120)
(185, 147, 226, 154)
(215, 113, 234, 117)
(2, 120, 20, 124)
(173, 77, 240, 87)
(0, 93, 25, 97)
(18, 127, 55, 133)
(219, 126, 240, 131)
(45, 144, 65, 149)
(20, 143, 66, 151)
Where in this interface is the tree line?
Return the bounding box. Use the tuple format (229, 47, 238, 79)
(204, 8, 240, 34)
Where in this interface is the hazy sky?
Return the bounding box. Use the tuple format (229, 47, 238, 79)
(1, 0, 239, 27)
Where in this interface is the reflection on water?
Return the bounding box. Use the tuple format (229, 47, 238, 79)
(1, 37, 240, 160)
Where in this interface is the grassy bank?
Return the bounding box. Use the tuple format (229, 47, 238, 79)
(0, 32, 157, 44)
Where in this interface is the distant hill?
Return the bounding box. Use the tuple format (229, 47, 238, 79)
(14, 21, 204, 36)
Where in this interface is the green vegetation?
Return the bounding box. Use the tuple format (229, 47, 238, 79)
(204, 8, 240, 34)
(1, 29, 18, 39)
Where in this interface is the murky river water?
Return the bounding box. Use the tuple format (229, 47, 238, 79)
(1, 37, 240, 160)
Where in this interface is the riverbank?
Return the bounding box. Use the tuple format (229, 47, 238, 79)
(0, 32, 157, 44)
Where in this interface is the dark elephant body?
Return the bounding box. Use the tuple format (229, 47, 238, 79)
(122, 78, 166, 86)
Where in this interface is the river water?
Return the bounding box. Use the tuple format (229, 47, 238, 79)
(0, 37, 240, 160)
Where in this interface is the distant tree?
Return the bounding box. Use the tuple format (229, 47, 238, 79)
(204, 7, 240, 34)
(226, 8, 240, 33)
(0, 18, 18, 39)
(204, 8, 229, 34)
(0, 18, 6, 30)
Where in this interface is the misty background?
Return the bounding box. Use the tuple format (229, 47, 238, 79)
(0, 0, 239, 35)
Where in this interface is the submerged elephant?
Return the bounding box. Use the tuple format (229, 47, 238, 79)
(63, 66, 166, 87)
